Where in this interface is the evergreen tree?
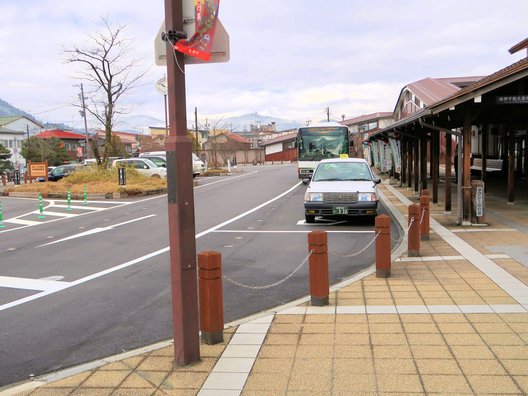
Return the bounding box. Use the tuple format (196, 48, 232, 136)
(21, 137, 71, 166)
(0, 143, 14, 173)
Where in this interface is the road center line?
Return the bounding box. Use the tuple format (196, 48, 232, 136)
(195, 171, 258, 189)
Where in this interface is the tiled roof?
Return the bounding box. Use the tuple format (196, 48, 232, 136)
(36, 129, 86, 140)
(260, 132, 297, 146)
(225, 132, 251, 143)
(0, 116, 23, 126)
(341, 112, 393, 125)
(431, 56, 528, 110)
(0, 126, 24, 134)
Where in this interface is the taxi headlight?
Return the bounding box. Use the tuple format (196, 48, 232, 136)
(304, 192, 323, 202)
(358, 193, 377, 202)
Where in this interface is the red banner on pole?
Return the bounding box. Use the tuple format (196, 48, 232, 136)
(174, 0, 220, 61)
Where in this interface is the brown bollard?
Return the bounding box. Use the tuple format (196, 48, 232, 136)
(408, 203, 421, 257)
(308, 230, 329, 306)
(375, 215, 391, 278)
(420, 189, 430, 197)
(420, 194, 430, 241)
(198, 251, 224, 344)
(1, 174, 5, 186)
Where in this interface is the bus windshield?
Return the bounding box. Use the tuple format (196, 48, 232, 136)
(297, 127, 349, 161)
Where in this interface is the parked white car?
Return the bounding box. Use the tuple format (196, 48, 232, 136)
(139, 151, 206, 178)
(112, 158, 167, 178)
(304, 158, 381, 223)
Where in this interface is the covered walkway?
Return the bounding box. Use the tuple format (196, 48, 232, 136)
(368, 54, 528, 225)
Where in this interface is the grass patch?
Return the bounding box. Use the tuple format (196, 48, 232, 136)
(5, 166, 167, 195)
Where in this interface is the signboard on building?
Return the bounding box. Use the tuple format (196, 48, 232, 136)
(496, 95, 528, 104)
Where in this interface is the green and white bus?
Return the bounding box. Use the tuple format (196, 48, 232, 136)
(296, 122, 351, 181)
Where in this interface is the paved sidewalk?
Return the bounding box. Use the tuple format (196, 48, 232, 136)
(4, 180, 528, 395)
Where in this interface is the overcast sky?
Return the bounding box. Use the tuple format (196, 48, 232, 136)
(1, 0, 526, 130)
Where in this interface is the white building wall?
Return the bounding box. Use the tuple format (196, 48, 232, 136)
(0, 131, 26, 170)
(265, 142, 282, 155)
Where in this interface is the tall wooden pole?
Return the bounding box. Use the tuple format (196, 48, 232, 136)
(164, 0, 200, 365)
(462, 115, 472, 224)
(445, 132, 452, 212)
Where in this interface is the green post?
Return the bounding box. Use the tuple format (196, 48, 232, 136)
(38, 193, 45, 219)
(0, 201, 5, 228)
(83, 185, 87, 205)
(67, 190, 72, 211)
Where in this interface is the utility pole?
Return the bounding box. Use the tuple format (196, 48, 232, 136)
(79, 83, 90, 158)
(164, 0, 200, 365)
(194, 107, 199, 149)
(326, 107, 330, 122)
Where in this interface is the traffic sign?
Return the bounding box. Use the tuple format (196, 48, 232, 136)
(154, 1, 229, 67)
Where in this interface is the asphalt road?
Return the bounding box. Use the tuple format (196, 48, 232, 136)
(0, 164, 402, 387)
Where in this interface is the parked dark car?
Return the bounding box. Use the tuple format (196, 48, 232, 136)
(38, 164, 82, 182)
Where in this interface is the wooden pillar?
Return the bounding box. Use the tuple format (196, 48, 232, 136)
(432, 131, 439, 204)
(445, 132, 452, 213)
(401, 138, 407, 186)
(524, 135, 528, 178)
(407, 139, 413, 189)
(462, 115, 472, 224)
(508, 130, 515, 204)
(414, 139, 419, 193)
(482, 126, 488, 190)
(420, 135, 428, 191)
(516, 135, 523, 178)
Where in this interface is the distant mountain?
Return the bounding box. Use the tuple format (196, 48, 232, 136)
(113, 114, 164, 134)
(0, 98, 34, 119)
(219, 113, 302, 133)
(1, 97, 301, 136)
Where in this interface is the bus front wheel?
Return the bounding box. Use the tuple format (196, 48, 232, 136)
(305, 214, 315, 224)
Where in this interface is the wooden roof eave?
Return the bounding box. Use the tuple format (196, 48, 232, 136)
(367, 108, 431, 142)
(430, 68, 528, 114)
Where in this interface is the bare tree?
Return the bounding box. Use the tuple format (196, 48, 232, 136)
(64, 17, 146, 164)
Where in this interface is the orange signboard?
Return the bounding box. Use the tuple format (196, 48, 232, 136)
(29, 162, 48, 178)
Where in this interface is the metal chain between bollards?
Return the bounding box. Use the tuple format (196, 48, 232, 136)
(392, 215, 415, 246)
(330, 231, 380, 258)
(222, 250, 313, 290)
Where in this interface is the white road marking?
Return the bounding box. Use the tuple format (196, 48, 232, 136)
(0, 276, 69, 292)
(41, 276, 65, 281)
(30, 210, 77, 218)
(52, 204, 107, 211)
(3, 218, 41, 226)
(195, 171, 258, 189)
(297, 219, 349, 226)
(38, 214, 157, 247)
(0, 182, 303, 311)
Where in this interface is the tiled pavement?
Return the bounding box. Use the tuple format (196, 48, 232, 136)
(4, 179, 528, 395)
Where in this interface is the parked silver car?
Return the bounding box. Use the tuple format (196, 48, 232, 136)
(304, 158, 381, 223)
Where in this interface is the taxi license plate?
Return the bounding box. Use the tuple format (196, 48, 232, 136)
(332, 206, 348, 215)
